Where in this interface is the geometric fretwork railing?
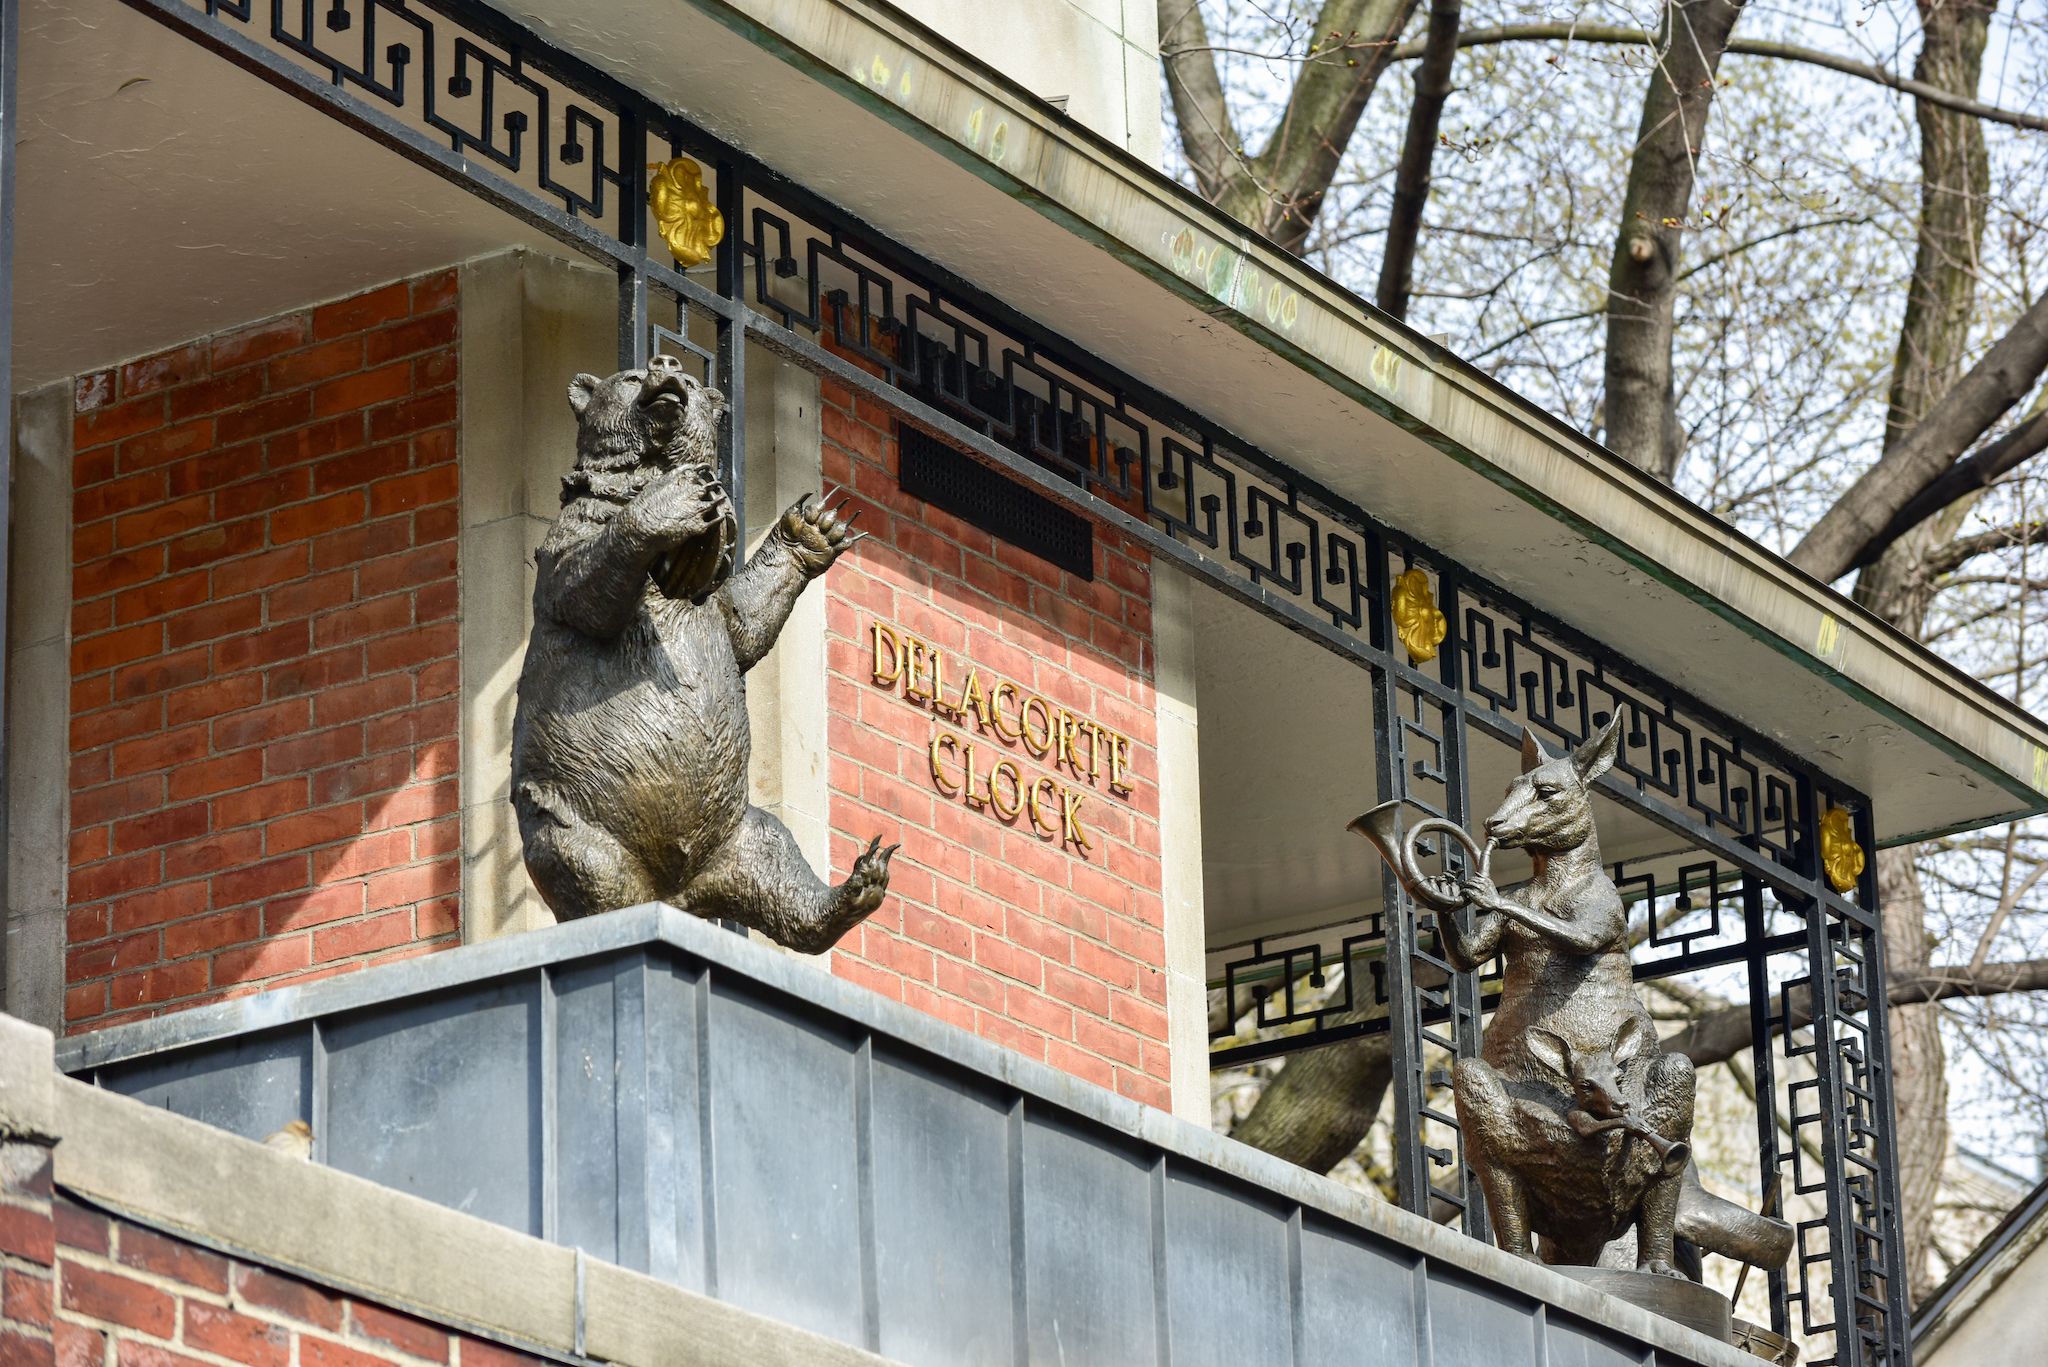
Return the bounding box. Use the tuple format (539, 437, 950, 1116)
(114, 1, 1908, 1359)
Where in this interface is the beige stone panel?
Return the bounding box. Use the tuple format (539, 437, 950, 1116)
(1154, 563, 1208, 1126)
(458, 249, 615, 942)
(7, 382, 73, 1032)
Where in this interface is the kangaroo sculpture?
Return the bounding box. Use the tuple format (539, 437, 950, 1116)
(1355, 714, 1792, 1280)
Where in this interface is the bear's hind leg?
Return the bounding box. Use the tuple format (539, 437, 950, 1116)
(517, 785, 660, 920)
(680, 806, 895, 952)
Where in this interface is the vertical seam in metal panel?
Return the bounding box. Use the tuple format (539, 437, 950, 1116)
(309, 1021, 329, 1166)
(573, 1246, 587, 1357)
(541, 966, 558, 1245)
(696, 965, 719, 1299)
(1008, 1096, 1027, 1367)
(1412, 1255, 1433, 1367)
(1286, 1207, 1305, 1367)
(1151, 1155, 1170, 1367)
(645, 957, 680, 1283)
(855, 1034, 880, 1353)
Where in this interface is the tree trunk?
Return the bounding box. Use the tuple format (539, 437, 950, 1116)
(1375, 0, 1461, 319)
(1849, 0, 1995, 1306)
(1875, 844, 1951, 1305)
(1228, 1031, 1394, 1171)
(1159, 0, 1421, 253)
(1600, 0, 1744, 480)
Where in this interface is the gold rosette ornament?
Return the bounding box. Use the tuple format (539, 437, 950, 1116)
(1819, 807, 1865, 893)
(1391, 567, 1448, 664)
(649, 158, 725, 267)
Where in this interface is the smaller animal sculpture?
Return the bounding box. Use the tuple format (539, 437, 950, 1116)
(1515, 1014, 1695, 1268)
(1353, 715, 1795, 1279)
(512, 354, 895, 950)
(1356, 716, 1696, 1276)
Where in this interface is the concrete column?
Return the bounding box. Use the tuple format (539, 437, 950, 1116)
(456, 250, 615, 942)
(1153, 564, 1208, 1126)
(7, 385, 72, 1033)
(741, 342, 828, 882)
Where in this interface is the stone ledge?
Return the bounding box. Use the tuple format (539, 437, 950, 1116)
(50, 1074, 903, 1367)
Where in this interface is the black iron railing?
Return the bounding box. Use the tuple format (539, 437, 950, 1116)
(101, 1, 1907, 1358)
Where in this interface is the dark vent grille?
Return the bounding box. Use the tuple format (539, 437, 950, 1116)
(897, 425, 1093, 581)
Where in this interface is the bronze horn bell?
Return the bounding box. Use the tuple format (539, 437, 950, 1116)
(1347, 800, 1495, 913)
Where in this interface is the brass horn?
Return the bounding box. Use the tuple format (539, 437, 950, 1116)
(1347, 800, 1494, 913)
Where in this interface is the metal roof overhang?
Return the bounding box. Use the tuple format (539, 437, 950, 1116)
(20, 0, 2047, 846)
(567, 0, 2044, 848)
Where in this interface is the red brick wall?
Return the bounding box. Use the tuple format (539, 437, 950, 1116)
(0, 1138, 57, 1366)
(51, 1196, 549, 1367)
(818, 385, 1172, 1110)
(66, 273, 462, 1033)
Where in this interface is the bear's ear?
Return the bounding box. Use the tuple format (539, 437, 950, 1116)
(567, 374, 602, 417)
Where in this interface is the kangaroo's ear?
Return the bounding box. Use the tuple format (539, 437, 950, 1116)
(568, 374, 602, 417)
(1611, 1014, 1653, 1064)
(1572, 712, 1623, 785)
(1520, 727, 1548, 775)
(1526, 1028, 1570, 1079)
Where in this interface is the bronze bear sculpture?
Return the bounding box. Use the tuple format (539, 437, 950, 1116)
(511, 355, 895, 950)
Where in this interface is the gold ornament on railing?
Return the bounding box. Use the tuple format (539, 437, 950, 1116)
(649, 158, 725, 267)
(1391, 567, 1448, 664)
(1819, 807, 1865, 893)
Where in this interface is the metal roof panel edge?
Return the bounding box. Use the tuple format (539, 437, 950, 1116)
(520, 0, 2048, 838)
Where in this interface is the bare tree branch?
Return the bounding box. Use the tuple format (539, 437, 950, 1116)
(1925, 519, 2048, 576)
(1385, 24, 2048, 133)
(1668, 960, 2048, 1068)
(1849, 406, 2048, 569)
(1789, 290, 2048, 583)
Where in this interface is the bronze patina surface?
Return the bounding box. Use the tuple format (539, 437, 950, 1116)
(1355, 715, 1792, 1291)
(512, 356, 894, 950)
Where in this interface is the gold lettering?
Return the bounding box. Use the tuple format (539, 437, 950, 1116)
(872, 622, 904, 686)
(928, 733, 961, 794)
(958, 669, 992, 729)
(990, 760, 1023, 819)
(1060, 786, 1094, 852)
(930, 650, 954, 715)
(904, 639, 934, 703)
(1054, 710, 1082, 774)
(1020, 696, 1055, 757)
(1108, 731, 1133, 794)
(991, 681, 1021, 742)
(1080, 719, 1104, 779)
(962, 743, 989, 807)
(1026, 776, 1061, 835)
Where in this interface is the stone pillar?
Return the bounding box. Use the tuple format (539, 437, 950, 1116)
(1153, 564, 1208, 1127)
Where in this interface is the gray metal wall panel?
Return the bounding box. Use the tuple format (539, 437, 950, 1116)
(1544, 1314, 1647, 1367)
(1429, 1270, 1542, 1367)
(96, 1027, 309, 1145)
(553, 959, 621, 1264)
(1161, 1168, 1293, 1367)
(705, 976, 865, 1345)
(1296, 1217, 1423, 1367)
(1021, 1112, 1158, 1367)
(56, 912, 1731, 1367)
(867, 1048, 1015, 1367)
(321, 978, 541, 1235)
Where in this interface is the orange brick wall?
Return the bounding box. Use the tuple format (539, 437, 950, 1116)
(818, 388, 1172, 1110)
(50, 1194, 550, 1367)
(65, 272, 461, 1032)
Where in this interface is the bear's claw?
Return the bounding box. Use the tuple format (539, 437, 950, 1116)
(840, 834, 898, 915)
